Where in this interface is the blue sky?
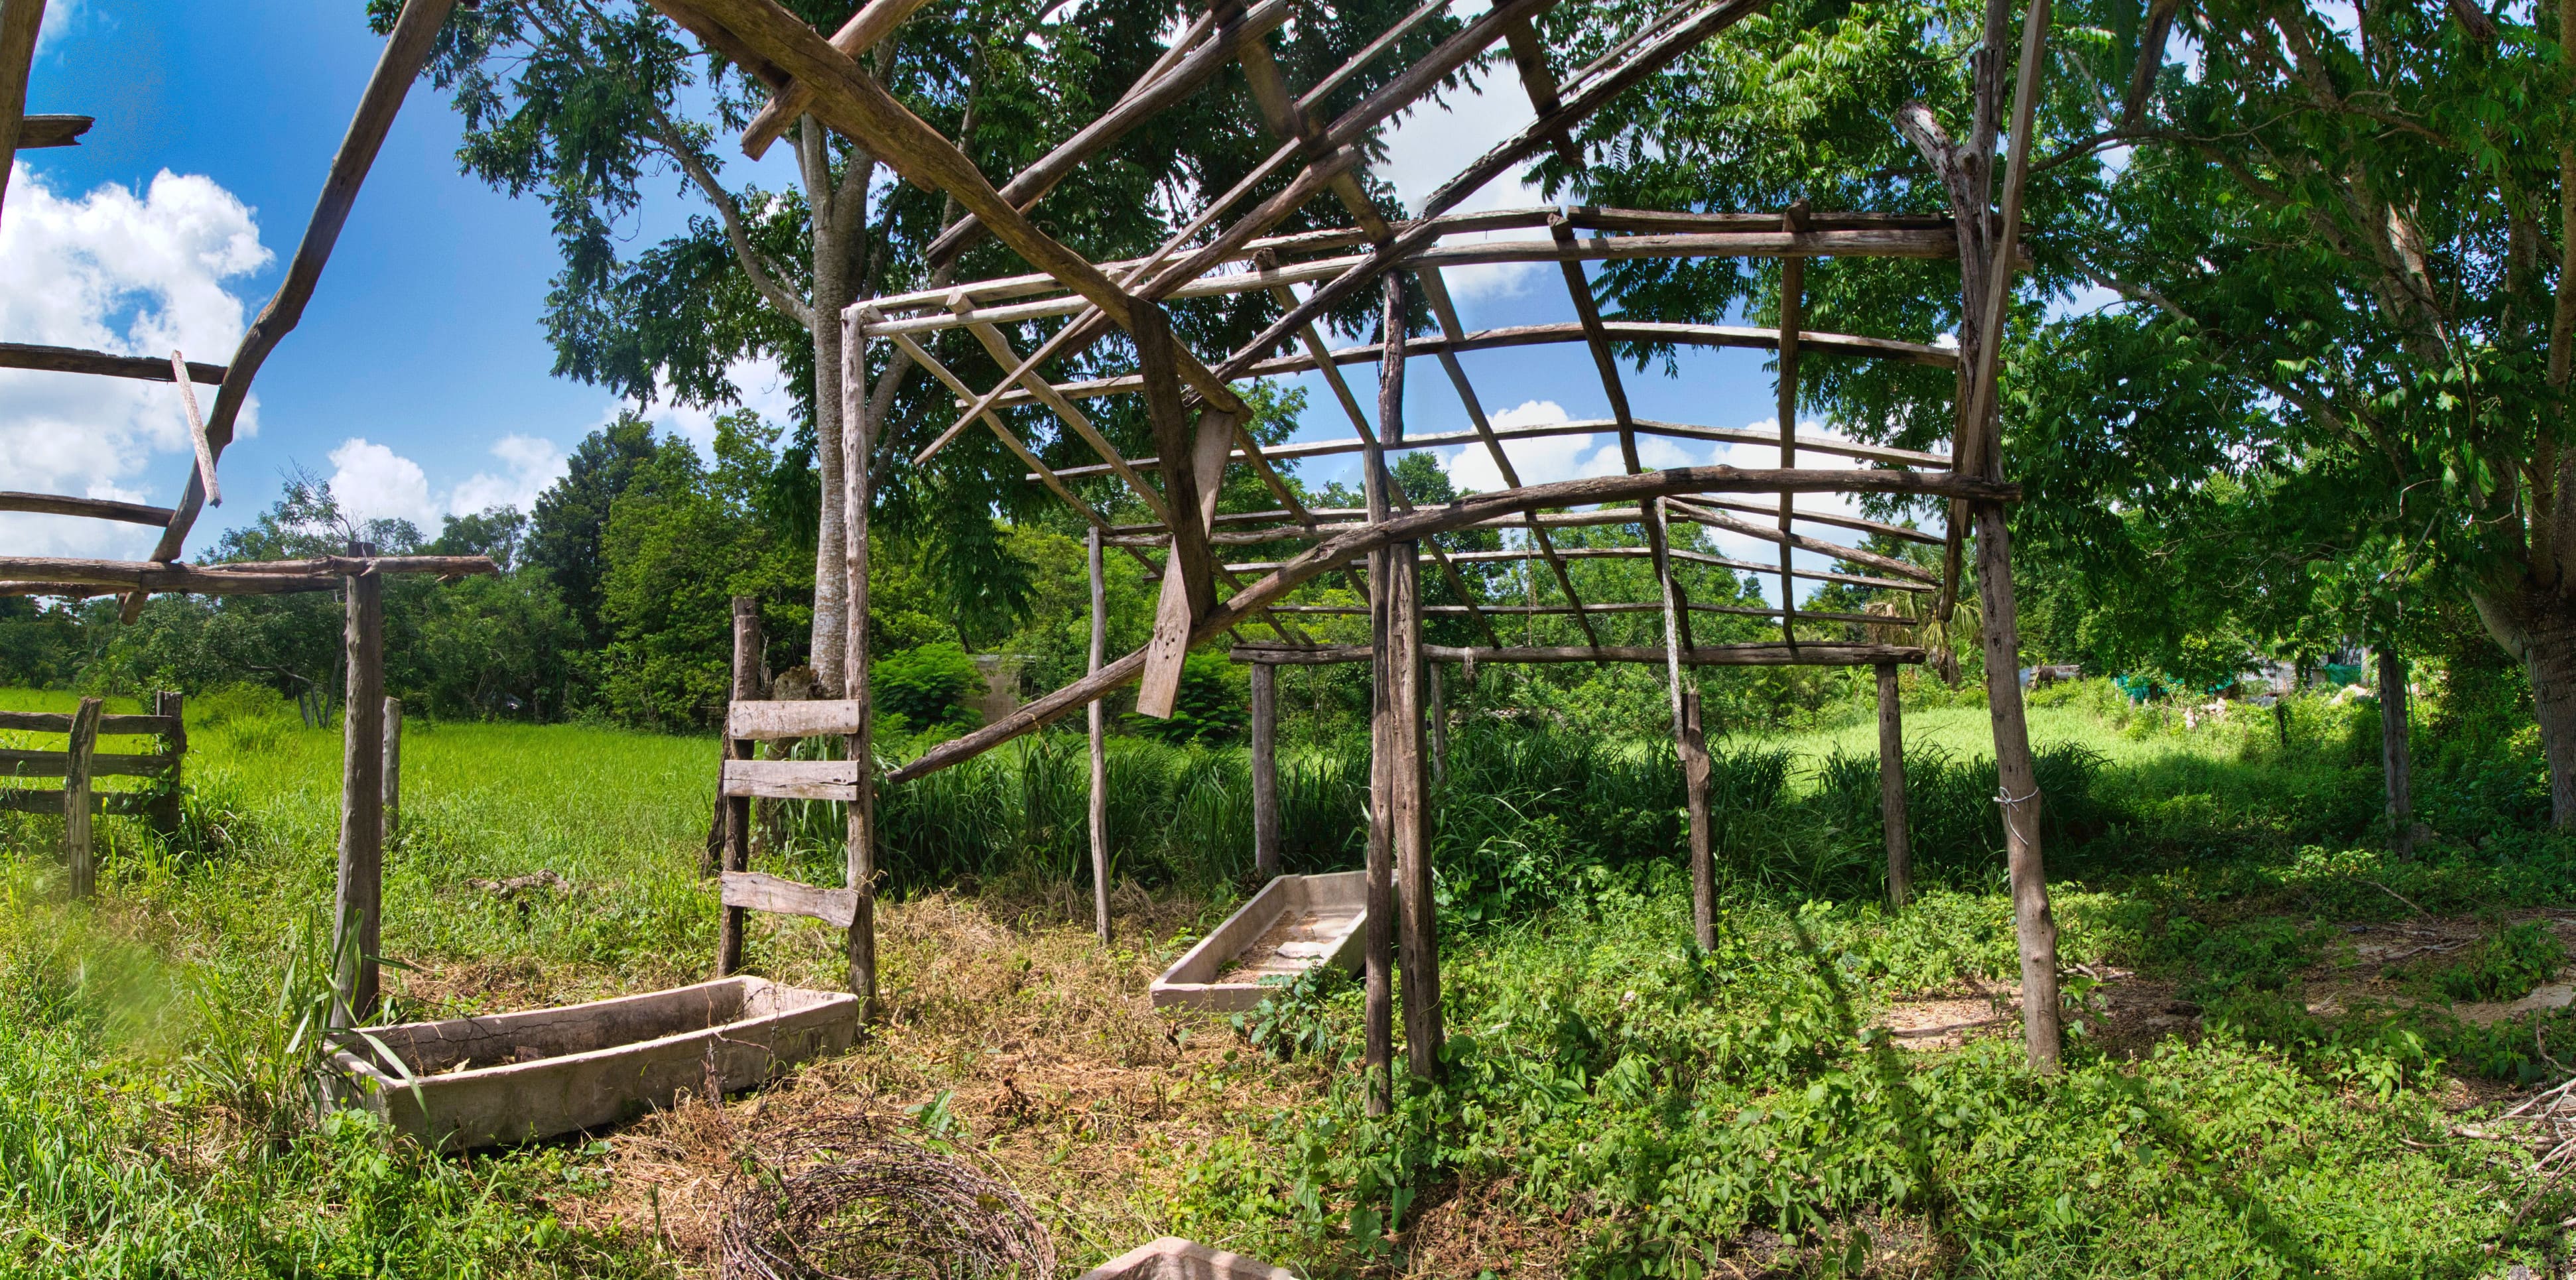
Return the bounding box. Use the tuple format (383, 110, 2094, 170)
(2, 0, 1880, 604)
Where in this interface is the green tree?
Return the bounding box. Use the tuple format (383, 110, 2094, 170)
(525, 413, 703, 653)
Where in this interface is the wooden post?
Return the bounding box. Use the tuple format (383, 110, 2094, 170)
(1876, 663, 1911, 909)
(1250, 659, 1279, 881)
(843, 324, 879, 1019)
(1088, 525, 1114, 943)
(2380, 646, 2413, 857)
(1427, 663, 1447, 785)
(1681, 688, 1713, 950)
(1391, 535, 1442, 1082)
(719, 596, 759, 977)
(62, 696, 101, 899)
(151, 689, 184, 838)
(380, 696, 402, 849)
(334, 561, 385, 1026)
(1974, 503, 2061, 1070)
(1361, 272, 1399, 1116)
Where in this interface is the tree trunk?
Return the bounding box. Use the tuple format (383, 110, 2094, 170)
(2472, 582, 2576, 828)
(805, 118, 854, 697)
(2377, 646, 2413, 856)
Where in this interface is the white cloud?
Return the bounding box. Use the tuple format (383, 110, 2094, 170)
(329, 434, 574, 532)
(1376, 57, 1550, 304)
(0, 166, 269, 557)
(617, 357, 802, 456)
(328, 438, 440, 529)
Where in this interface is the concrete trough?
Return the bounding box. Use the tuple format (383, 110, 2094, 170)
(328, 975, 859, 1150)
(1151, 871, 1370, 1011)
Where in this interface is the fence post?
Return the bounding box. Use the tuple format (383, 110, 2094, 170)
(1088, 525, 1113, 944)
(719, 596, 759, 977)
(381, 696, 403, 849)
(1250, 660, 1278, 882)
(64, 696, 103, 899)
(153, 689, 185, 838)
(334, 555, 386, 1026)
(1877, 663, 1911, 909)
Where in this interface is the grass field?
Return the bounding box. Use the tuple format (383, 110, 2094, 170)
(2, 682, 2571, 1277)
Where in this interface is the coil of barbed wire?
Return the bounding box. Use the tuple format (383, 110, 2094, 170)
(716, 1120, 1054, 1280)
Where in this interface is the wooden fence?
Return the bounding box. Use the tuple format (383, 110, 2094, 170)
(0, 692, 186, 897)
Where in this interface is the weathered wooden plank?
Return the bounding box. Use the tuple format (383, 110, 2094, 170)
(0, 711, 180, 736)
(0, 787, 154, 816)
(0, 491, 178, 526)
(62, 696, 100, 899)
(1250, 661, 1279, 879)
(9, 555, 495, 594)
(0, 748, 181, 777)
(738, 0, 933, 158)
(721, 757, 860, 801)
(726, 698, 862, 739)
(720, 871, 860, 928)
(381, 696, 402, 848)
(17, 111, 82, 147)
(173, 350, 221, 508)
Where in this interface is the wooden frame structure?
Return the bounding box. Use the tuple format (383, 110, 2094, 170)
(649, 0, 2065, 1075)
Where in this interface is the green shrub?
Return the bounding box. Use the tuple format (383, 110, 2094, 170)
(873, 641, 981, 734)
(1129, 651, 1248, 745)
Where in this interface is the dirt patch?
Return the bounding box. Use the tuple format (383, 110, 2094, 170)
(1878, 980, 2018, 1051)
(556, 889, 1336, 1276)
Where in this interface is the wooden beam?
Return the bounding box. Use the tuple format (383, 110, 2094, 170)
(17, 112, 85, 147)
(61, 694, 99, 900)
(0, 492, 177, 527)
(138, 0, 460, 616)
(1265, 601, 1921, 627)
(1234, 643, 1927, 667)
(840, 323, 879, 1014)
(0, 747, 180, 777)
(1137, 403, 1237, 718)
(952, 307, 1170, 523)
(1250, 660, 1279, 879)
(726, 698, 862, 739)
(0, 710, 179, 735)
(885, 463, 2014, 783)
(1552, 213, 1641, 473)
(738, 0, 933, 159)
(1030, 413, 1949, 481)
(1225, 546, 1933, 594)
(923, 0, 1295, 264)
(1669, 495, 1944, 546)
(0, 0, 45, 237)
(1776, 202, 1808, 649)
(172, 350, 220, 509)
(0, 342, 225, 384)
(722, 757, 862, 801)
(1682, 686, 1713, 948)
(1678, 503, 1939, 584)
(5, 555, 496, 594)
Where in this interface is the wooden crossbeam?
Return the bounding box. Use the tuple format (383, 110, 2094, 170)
(0, 710, 179, 735)
(1266, 602, 1923, 627)
(726, 698, 863, 739)
(722, 757, 862, 801)
(1029, 416, 1947, 481)
(1231, 642, 1927, 667)
(0, 492, 177, 527)
(0, 747, 180, 778)
(738, 0, 932, 158)
(0, 342, 226, 383)
(1222, 545, 1931, 593)
(3, 554, 496, 598)
(887, 463, 2016, 783)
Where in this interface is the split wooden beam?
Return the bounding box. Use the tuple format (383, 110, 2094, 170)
(132, 0, 460, 620)
(2, 555, 497, 598)
(889, 463, 2015, 782)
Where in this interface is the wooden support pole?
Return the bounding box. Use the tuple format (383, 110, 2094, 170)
(720, 596, 759, 977)
(1876, 663, 1910, 909)
(1392, 536, 1442, 1082)
(2380, 645, 2414, 858)
(1088, 526, 1114, 942)
(1976, 502, 2060, 1070)
(1251, 659, 1280, 880)
(1428, 663, 1447, 786)
(1681, 687, 1713, 950)
(381, 696, 402, 849)
(842, 324, 879, 1018)
(62, 695, 100, 899)
(1362, 273, 1400, 1117)
(334, 562, 385, 1026)
(151, 690, 184, 838)
(1776, 202, 1809, 650)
